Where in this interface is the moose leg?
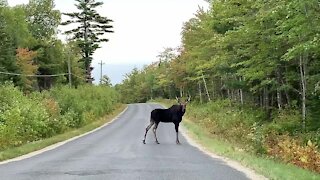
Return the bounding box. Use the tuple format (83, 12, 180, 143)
(175, 123, 180, 144)
(153, 122, 160, 144)
(143, 119, 155, 144)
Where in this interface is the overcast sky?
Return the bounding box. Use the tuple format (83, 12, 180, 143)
(8, 0, 209, 84)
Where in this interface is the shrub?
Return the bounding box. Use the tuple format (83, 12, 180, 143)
(263, 109, 302, 135)
(50, 85, 119, 127)
(0, 84, 51, 149)
(266, 135, 320, 173)
(0, 83, 119, 150)
(187, 100, 261, 147)
(185, 99, 320, 172)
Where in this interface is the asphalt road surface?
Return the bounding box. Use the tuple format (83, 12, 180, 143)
(0, 103, 251, 180)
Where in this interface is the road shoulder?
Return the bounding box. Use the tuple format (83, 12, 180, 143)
(180, 120, 267, 180)
(0, 105, 128, 165)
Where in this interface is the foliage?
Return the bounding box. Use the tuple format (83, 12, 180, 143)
(185, 100, 320, 173)
(0, 83, 119, 150)
(16, 48, 38, 92)
(0, 1, 87, 90)
(50, 85, 119, 127)
(110, 1, 320, 172)
(0, 83, 52, 148)
(266, 135, 320, 173)
(118, 0, 320, 137)
(61, 0, 113, 81)
(0, 2, 116, 152)
(100, 75, 112, 87)
(0, 6, 18, 83)
(24, 0, 61, 40)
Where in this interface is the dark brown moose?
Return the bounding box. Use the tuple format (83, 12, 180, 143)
(143, 96, 190, 144)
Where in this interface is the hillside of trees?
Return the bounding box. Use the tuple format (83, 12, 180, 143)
(116, 0, 320, 172)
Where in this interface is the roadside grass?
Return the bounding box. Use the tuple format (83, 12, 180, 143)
(0, 104, 126, 162)
(183, 118, 320, 180)
(155, 100, 320, 180)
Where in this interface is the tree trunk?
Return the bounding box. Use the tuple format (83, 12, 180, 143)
(299, 54, 307, 132)
(283, 65, 291, 107)
(239, 77, 244, 105)
(281, 78, 290, 107)
(202, 72, 211, 102)
(211, 78, 215, 100)
(239, 89, 243, 105)
(276, 89, 282, 110)
(198, 81, 202, 104)
(264, 87, 269, 110)
(271, 92, 275, 108)
(300, 4, 309, 131)
(264, 87, 272, 120)
(231, 90, 234, 101)
(84, 15, 92, 83)
(260, 91, 263, 108)
(220, 77, 224, 98)
(276, 69, 283, 110)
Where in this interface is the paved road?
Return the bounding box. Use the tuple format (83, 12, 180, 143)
(0, 103, 250, 180)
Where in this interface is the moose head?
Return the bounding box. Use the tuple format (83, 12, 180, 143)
(175, 96, 191, 114)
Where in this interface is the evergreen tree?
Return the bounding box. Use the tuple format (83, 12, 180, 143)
(61, 0, 113, 83)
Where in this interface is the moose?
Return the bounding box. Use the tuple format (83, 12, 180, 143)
(143, 96, 190, 144)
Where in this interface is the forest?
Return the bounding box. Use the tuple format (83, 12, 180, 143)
(116, 0, 320, 172)
(0, 0, 118, 150)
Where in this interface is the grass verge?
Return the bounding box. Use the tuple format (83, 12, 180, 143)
(0, 104, 127, 162)
(183, 118, 320, 180)
(156, 100, 320, 180)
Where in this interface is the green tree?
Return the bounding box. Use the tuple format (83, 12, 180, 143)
(24, 0, 60, 40)
(0, 6, 18, 83)
(5, 5, 36, 48)
(100, 75, 112, 87)
(279, 0, 320, 130)
(23, 0, 63, 90)
(61, 0, 113, 83)
(0, 0, 7, 6)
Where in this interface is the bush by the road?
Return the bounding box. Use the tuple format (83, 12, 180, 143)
(0, 83, 119, 150)
(186, 100, 320, 173)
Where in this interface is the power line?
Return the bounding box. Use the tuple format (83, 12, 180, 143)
(0, 71, 88, 82)
(0, 71, 68, 77)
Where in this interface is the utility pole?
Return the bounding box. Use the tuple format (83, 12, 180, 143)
(67, 48, 72, 88)
(66, 35, 72, 88)
(98, 60, 105, 84)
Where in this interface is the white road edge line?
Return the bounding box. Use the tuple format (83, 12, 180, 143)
(0, 107, 128, 165)
(180, 124, 268, 180)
